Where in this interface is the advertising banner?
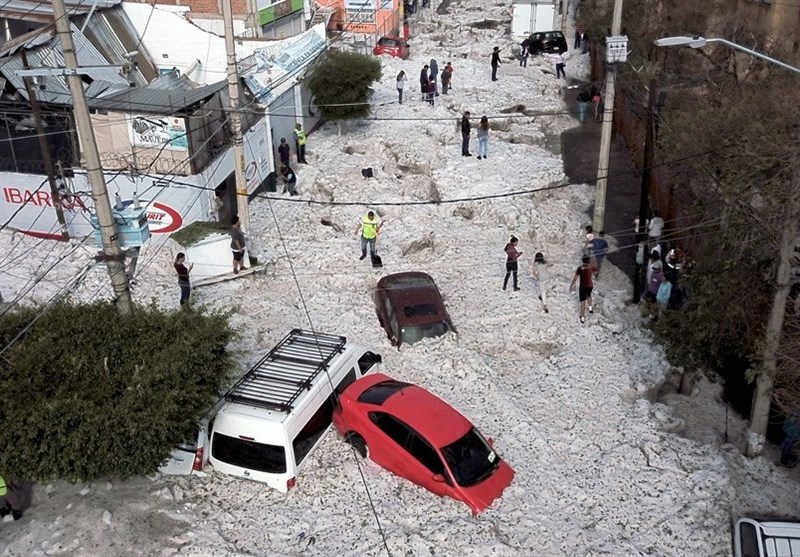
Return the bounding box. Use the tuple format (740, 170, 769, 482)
(128, 115, 189, 152)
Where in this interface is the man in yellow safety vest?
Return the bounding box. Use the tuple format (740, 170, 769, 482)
(355, 210, 382, 261)
(293, 123, 308, 164)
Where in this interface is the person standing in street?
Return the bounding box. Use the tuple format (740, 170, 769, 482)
(519, 38, 530, 67)
(648, 211, 665, 252)
(396, 70, 407, 104)
(532, 252, 550, 313)
(577, 89, 591, 123)
(477, 115, 490, 160)
(503, 236, 522, 291)
(570, 255, 596, 323)
(555, 52, 566, 79)
(591, 230, 609, 277)
(429, 59, 439, 96)
(281, 164, 298, 195)
(491, 46, 501, 81)
(174, 252, 193, 307)
(460, 111, 472, 156)
(230, 215, 247, 274)
(0, 477, 31, 521)
(441, 64, 452, 95)
(420, 64, 430, 98)
(355, 210, 382, 260)
(277, 137, 290, 167)
(293, 123, 308, 164)
(592, 87, 602, 120)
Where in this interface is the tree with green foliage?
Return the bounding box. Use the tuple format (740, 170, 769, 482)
(0, 301, 236, 481)
(307, 50, 382, 122)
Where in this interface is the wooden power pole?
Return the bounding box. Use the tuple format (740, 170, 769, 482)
(52, 0, 132, 315)
(222, 0, 251, 235)
(20, 50, 69, 240)
(592, 0, 624, 232)
(746, 172, 800, 457)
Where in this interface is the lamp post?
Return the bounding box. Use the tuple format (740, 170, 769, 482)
(654, 36, 800, 76)
(654, 35, 800, 457)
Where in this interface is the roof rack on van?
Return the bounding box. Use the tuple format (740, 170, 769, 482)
(224, 329, 348, 413)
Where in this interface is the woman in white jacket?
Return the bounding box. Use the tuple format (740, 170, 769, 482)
(532, 252, 550, 313)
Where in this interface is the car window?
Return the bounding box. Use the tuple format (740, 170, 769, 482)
(737, 522, 759, 557)
(401, 321, 451, 345)
(336, 368, 357, 395)
(407, 433, 446, 476)
(402, 303, 439, 318)
(378, 38, 398, 47)
(357, 351, 382, 374)
(358, 380, 411, 405)
(441, 428, 500, 487)
(293, 395, 334, 466)
(212, 432, 286, 473)
(368, 411, 413, 448)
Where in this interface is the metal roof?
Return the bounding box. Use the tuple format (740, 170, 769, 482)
(87, 78, 227, 115)
(0, 21, 132, 105)
(0, 0, 122, 22)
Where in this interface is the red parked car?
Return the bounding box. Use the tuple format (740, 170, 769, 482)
(372, 36, 410, 59)
(333, 373, 515, 514)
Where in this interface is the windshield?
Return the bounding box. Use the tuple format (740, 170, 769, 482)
(441, 428, 499, 487)
(401, 321, 451, 345)
(378, 38, 399, 47)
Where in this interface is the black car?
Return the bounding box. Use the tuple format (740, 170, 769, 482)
(527, 31, 568, 55)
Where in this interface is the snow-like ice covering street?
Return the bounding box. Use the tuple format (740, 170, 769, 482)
(1, 1, 800, 556)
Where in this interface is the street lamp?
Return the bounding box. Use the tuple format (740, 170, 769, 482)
(654, 34, 800, 458)
(654, 35, 800, 76)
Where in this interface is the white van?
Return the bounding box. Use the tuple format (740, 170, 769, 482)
(207, 329, 381, 492)
(734, 518, 800, 557)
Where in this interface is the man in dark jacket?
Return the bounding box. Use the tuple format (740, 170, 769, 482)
(491, 46, 501, 81)
(461, 111, 472, 157)
(420, 65, 430, 98)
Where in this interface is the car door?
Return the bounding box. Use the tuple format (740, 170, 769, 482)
(367, 412, 418, 482)
(405, 432, 452, 496)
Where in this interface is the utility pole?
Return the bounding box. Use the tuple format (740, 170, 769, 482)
(222, 0, 251, 235)
(560, 0, 568, 37)
(20, 49, 68, 240)
(592, 0, 624, 231)
(746, 172, 800, 457)
(52, 0, 132, 315)
(633, 78, 658, 303)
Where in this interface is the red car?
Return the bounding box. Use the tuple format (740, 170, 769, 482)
(333, 373, 514, 514)
(372, 36, 410, 59)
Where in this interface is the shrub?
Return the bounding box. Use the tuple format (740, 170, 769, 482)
(0, 301, 236, 481)
(307, 50, 382, 121)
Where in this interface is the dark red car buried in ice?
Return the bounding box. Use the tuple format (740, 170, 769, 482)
(333, 373, 515, 514)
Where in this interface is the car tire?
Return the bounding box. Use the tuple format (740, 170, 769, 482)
(345, 432, 368, 459)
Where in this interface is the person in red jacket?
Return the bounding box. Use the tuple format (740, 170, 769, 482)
(570, 255, 596, 323)
(503, 236, 522, 291)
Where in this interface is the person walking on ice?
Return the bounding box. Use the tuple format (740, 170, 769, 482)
(503, 236, 522, 291)
(355, 210, 383, 261)
(531, 252, 550, 313)
(570, 255, 596, 323)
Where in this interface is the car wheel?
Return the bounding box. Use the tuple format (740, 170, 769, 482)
(345, 432, 368, 459)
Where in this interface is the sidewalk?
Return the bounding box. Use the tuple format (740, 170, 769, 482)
(560, 83, 640, 281)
